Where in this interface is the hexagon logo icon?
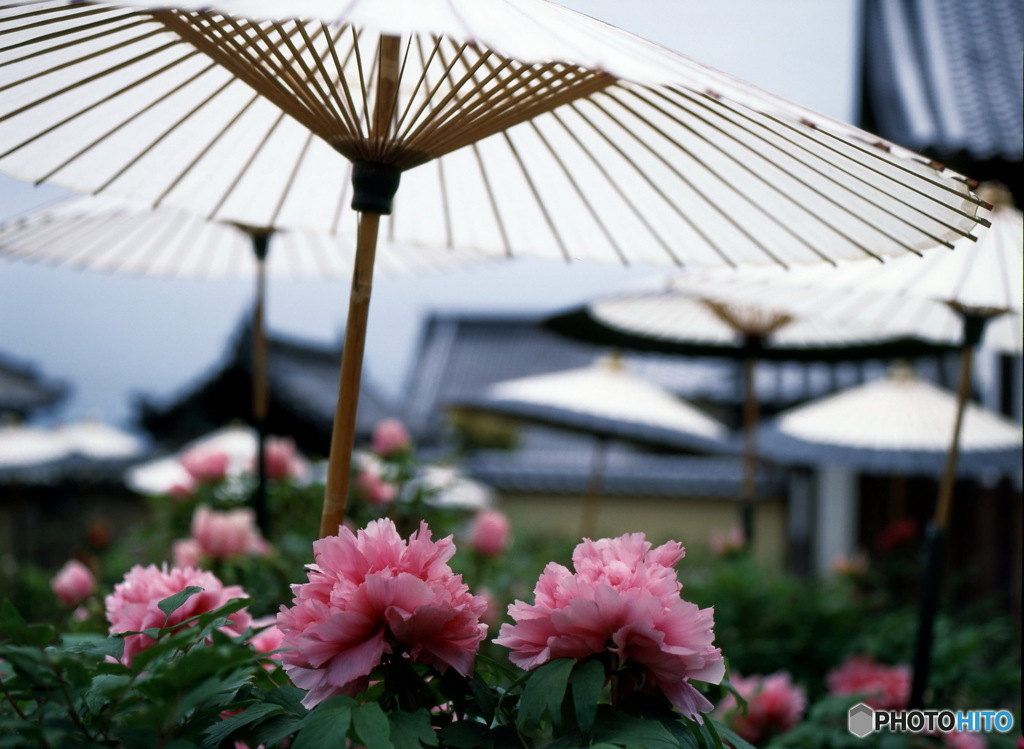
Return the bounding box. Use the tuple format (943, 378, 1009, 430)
(848, 702, 875, 738)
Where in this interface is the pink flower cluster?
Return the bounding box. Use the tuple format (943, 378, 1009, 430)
(253, 436, 306, 481)
(51, 559, 96, 608)
(468, 510, 511, 557)
(372, 419, 411, 458)
(827, 655, 911, 710)
(709, 526, 746, 558)
(276, 519, 489, 708)
(181, 448, 231, 484)
(716, 671, 806, 744)
(191, 505, 270, 560)
(355, 461, 398, 505)
(495, 533, 724, 721)
(105, 564, 251, 664)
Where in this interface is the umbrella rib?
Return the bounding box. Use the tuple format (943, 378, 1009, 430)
(598, 91, 794, 267)
(87, 72, 249, 194)
(266, 19, 345, 128)
(35, 59, 225, 187)
(322, 23, 366, 142)
(0, 3, 126, 34)
(469, 141, 513, 257)
(0, 13, 146, 60)
(349, 26, 373, 145)
(680, 88, 980, 244)
(632, 86, 881, 263)
(577, 97, 738, 267)
(304, 22, 360, 137)
(393, 37, 479, 156)
(0, 210, 112, 264)
(268, 129, 318, 229)
(671, 86, 969, 250)
(202, 109, 292, 222)
(416, 54, 549, 154)
(0, 31, 184, 109)
(389, 33, 443, 142)
(0, 44, 200, 163)
(153, 11, 334, 144)
(113, 209, 204, 276)
(526, 119, 629, 264)
(786, 114, 985, 213)
(149, 92, 267, 208)
(500, 130, 571, 262)
(203, 13, 339, 139)
(423, 61, 613, 160)
(547, 107, 681, 265)
(407, 43, 543, 156)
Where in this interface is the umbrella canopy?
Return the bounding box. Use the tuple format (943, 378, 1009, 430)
(0, 191, 493, 530)
(0, 422, 68, 481)
(758, 362, 1022, 477)
(453, 354, 729, 536)
(0, 2, 986, 265)
(454, 354, 728, 454)
(0, 419, 144, 482)
(0, 193, 493, 278)
(544, 275, 955, 360)
(0, 0, 990, 536)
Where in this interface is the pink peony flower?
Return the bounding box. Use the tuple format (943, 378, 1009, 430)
(371, 419, 411, 458)
(51, 559, 96, 608)
(709, 526, 745, 558)
(253, 436, 306, 481)
(475, 587, 500, 627)
(180, 448, 230, 483)
(172, 538, 204, 568)
(191, 505, 270, 560)
(105, 564, 251, 664)
(276, 519, 489, 709)
(355, 463, 398, 506)
(249, 616, 286, 667)
(167, 477, 197, 500)
(716, 672, 806, 744)
(495, 533, 724, 721)
(468, 510, 511, 557)
(827, 655, 911, 710)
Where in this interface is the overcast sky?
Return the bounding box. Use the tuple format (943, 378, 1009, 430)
(0, 1, 859, 428)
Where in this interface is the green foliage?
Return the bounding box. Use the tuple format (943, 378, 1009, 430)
(5, 433, 1019, 748)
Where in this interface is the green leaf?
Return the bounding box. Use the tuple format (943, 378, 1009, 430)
(593, 712, 680, 749)
(352, 701, 391, 749)
(292, 695, 353, 749)
(253, 716, 307, 747)
(388, 709, 438, 748)
(202, 702, 285, 747)
(438, 720, 490, 749)
(158, 586, 203, 619)
(516, 657, 575, 731)
(0, 600, 55, 648)
(707, 719, 758, 749)
(570, 658, 605, 734)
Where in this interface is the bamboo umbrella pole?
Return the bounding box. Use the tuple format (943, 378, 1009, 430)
(909, 311, 993, 709)
(319, 35, 402, 538)
(739, 346, 760, 544)
(250, 230, 271, 534)
(579, 435, 609, 539)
